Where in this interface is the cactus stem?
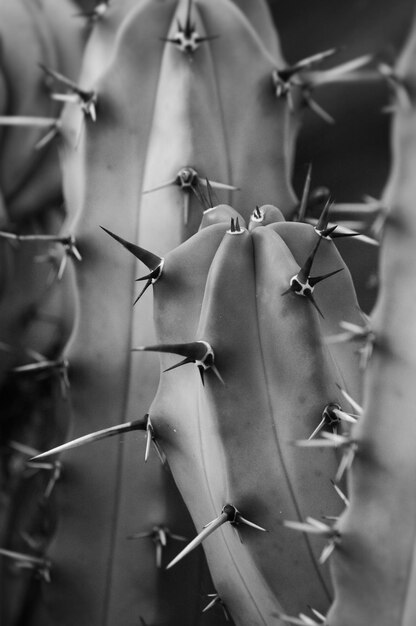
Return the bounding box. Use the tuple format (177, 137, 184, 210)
(202, 593, 231, 621)
(0, 548, 51, 582)
(30, 418, 147, 460)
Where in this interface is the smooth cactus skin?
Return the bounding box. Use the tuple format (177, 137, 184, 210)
(326, 15, 416, 626)
(136, 205, 365, 624)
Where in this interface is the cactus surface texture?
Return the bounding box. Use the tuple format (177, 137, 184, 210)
(2, 1, 416, 625)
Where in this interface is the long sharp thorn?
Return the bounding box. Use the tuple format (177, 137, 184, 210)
(152, 439, 167, 466)
(277, 613, 318, 625)
(283, 518, 332, 536)
(134, 341, 216, 374)
(100, 227, 163, 271)
(199, 178, 239, 192)
(297, 164, 312, 222)
(298, 237, 322, 282)
(166, 511, 229, 570)
(0, 548, 51, 579)
(333, 408, 357, 424)
(306, 293, 324, 318)
(308, 417, 326, 440)
(185, 0, 192, 36)
(294, 47, 338, 71)
(205, 177, 214, 208)
(304, 94, 335, 124)
(210, 363, 225, 385)
(144, 416, 153, 463)
(0, 115, 59, 127)
(195, 34, 219, 44)
(336, 384, 363, 415)
(163, 357, 194, 373)
(133, 280, 152, 305)
(309, 607, 326, 622)
(308, 54, 372, 86)
(331, 479, 350, 506)
(198, 366, 205, 386)
(319, 539, 338, 564)
(142, 178, 176, 194)
(335, 445, 356, 483)
(30, 419, 147, 460)
(39, 63, 79, 90)
(235, 514, 267, 532)
(309, 267, 344, 287)
(183, 191, 190, 225)
(315, 197, 332, 233)
(202, 595, 220, 613)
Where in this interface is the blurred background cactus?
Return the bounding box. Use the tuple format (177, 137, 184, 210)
(1, 1, 416, 625)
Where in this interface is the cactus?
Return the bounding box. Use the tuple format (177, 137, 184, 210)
(0, 2, 84, 624)
(323, 12, 416, 626)
(97, 200, 365, 624)
(33, 1, 303, 624)
(3, 0, 416, 625)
